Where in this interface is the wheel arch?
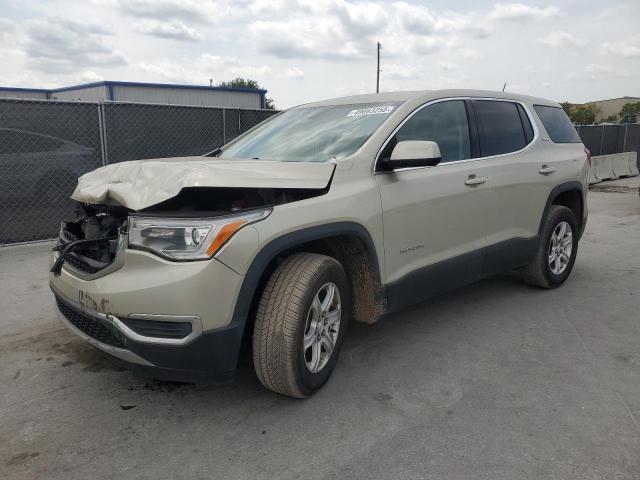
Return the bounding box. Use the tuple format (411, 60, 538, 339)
(538, 181, 586, 239)
(230, 221, 385, 344)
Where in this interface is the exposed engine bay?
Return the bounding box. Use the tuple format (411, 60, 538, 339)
(53, 186, 326, 276)
(55, 204, 128, 275)
(141, 186, 323, 216)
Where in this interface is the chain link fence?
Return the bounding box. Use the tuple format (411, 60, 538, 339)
(1, 97, 638, 246)
(0, 100, 103, 244)
(0, 98, 278, 245)
(577, 124, 640, 157)
(103, 102, 225, 163)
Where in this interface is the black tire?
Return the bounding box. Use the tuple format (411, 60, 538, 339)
(252, 253, 350, 398)
(521, 205, 579, 288)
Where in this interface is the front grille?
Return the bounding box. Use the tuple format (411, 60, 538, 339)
(60, 228, 79, 242)
(56, 296, 126, 348)
(58, 221, 116, 275)
(64, 253, 103, 274)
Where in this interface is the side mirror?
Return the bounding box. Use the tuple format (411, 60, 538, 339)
(386, 140, 441, 169)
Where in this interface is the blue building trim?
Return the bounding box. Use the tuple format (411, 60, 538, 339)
(260, 91, 266, 109)
(1, 81, 267, 95)
(104, 81, 267, 95)
(45, 81, 267, 95)
(46, 81, 108, 93)
(106, 83, 115, 101)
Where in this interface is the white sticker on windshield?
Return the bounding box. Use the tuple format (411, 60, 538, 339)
(347, 105, 395, 117)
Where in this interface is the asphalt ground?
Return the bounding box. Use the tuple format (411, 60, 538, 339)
(1, 187, 639, 480)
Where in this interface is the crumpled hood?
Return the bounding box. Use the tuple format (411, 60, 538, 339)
(71, 156, 335, 210)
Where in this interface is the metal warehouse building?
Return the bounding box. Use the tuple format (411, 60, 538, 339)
(0, 80, 267, 109)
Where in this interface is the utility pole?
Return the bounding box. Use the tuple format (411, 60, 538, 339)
(376, 42, 382, 93)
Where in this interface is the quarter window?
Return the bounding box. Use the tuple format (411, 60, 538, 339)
(533, 105, 582, 143)
(473, 100, 527, 157)
(393, 100, 471, 163)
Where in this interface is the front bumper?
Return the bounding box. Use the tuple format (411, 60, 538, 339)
(50, 248, 247, 382)
(53, 286, 246, 382)
(50, 248, 243, 331)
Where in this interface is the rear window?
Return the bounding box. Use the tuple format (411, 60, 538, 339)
(473, 100, 527, 156)
(533, 105, 582, 143)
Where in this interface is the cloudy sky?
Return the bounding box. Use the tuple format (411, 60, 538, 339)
(0, 0, 638, 108)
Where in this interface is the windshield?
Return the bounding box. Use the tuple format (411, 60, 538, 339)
(220, 102, 402, 162)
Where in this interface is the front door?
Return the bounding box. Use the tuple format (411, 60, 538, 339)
(375, 99, 489, 311)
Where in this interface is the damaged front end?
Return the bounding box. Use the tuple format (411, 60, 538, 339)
(53, 185, 328, 276)
(53, 157, 335, 275)
(52, 204, 128, 277)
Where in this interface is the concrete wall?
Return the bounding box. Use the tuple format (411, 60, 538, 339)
(111, 85, 262, 109)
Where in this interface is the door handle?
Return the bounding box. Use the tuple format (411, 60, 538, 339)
(464, 175, 487, 186)
(539, 165, 556, 175)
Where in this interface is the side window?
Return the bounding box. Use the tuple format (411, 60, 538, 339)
(474, 100, 527, 156)
(394, 100, 471, 163)
(533, 105, 582, 143)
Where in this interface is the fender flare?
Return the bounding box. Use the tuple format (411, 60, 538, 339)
(228, 221, 382, 330)
(537, 181, 586, 238)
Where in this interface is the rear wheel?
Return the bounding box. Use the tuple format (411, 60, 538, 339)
(252, 253, 350, 398)
(521, 205, 579, 288)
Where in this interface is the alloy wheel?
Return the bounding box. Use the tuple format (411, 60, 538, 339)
(548, 221, 573, 275)
(303, 282, 341, 373)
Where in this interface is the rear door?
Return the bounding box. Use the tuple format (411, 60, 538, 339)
(375, 99, 490, 309)
(471, 99, 560, 274)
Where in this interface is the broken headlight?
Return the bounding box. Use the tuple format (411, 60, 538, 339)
(128, 209, 271, 260)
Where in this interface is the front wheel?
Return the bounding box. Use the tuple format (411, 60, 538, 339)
(521, 205, 579, 288)
(252, 253, 350, 398)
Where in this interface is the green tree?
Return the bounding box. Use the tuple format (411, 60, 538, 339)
(619, 101, 640, 120)
(573, 105, 597, 124)
(560, 102, 597, 124)
(560, 102, 573, 116)
(218, 77, 276, 110)
(218, 77, 260, 89)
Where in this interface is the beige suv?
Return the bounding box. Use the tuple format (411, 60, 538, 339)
(50, 90, 589, 397)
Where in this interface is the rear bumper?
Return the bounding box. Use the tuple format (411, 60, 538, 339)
(52, 285, 245, 383)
